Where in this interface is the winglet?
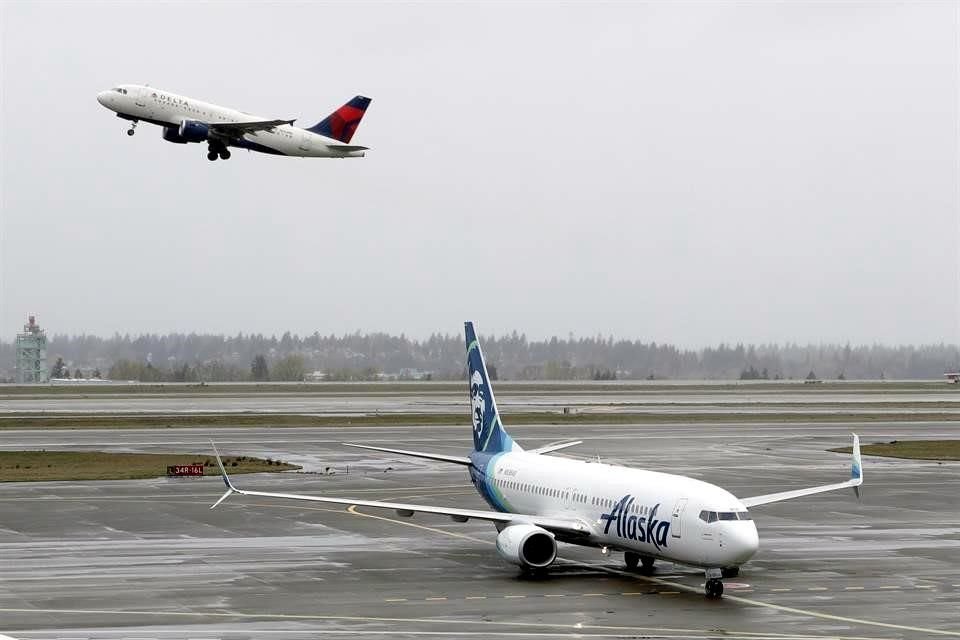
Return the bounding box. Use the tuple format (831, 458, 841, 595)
(210, 440, 238, 509)
(851, 433, 862, 499)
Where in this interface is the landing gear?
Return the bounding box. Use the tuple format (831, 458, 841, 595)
(207, 142, 230, 161)
(624, 552, 655, 573)
(704, 567, 724, 598)
(126, 120, 138, 136)
(705, 578, 724, 598)
(721, 567, 739, 578)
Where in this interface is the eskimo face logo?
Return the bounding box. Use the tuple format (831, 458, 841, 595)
(470, 370, 486, 437)
(599, 495, 670, 551)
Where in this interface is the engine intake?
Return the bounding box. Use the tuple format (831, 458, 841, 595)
(495, 524, 557, 570)
(161, 126, 188, 144)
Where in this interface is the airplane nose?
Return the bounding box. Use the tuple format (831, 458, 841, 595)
(728, 522, 760, 564)
(97, 91, 109, 107)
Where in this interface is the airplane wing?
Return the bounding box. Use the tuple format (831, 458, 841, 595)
(210, 119, 294, 135)
(741, 434, 863, 507)
(208, 442, 590, 537)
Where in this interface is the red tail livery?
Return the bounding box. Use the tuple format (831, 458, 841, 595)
(307, 95, 372, 143)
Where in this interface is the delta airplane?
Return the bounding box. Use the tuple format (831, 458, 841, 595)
(97, 85, 371, 161)
(211, 322, 863, 598)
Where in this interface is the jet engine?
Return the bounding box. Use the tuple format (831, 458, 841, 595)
(495, 524, 557, 570)
(161, 126, 189, 144)
(177, 119, 210, 143)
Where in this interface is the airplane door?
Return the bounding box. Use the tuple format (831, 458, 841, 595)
(671, 498, 688, 539)
(134, 86, 148, 108)
(298, 131, 311, 153)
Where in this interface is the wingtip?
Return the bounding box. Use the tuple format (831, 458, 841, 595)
(850, 433, 863, 484)
(210, 440, 236, 492)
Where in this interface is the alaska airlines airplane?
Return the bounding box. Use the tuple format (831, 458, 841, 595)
(97, 85, 371, 161)
(211, 322, 863, 598)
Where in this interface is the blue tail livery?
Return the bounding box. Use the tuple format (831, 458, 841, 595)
(465, 321, 520, 454)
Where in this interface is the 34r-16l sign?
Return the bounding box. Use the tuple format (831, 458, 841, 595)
(167, 464, 204, 477)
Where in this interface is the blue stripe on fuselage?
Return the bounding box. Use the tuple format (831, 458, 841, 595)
(469, 451, 512, 513)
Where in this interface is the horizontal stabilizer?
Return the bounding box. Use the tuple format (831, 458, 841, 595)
(343, 443, 471, 466)
(327, 144, 369, 152)
(531, 440, 583, 455)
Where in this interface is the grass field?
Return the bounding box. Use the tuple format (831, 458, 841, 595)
(831, 440, 960, 461)
(0, 451, 300, 482)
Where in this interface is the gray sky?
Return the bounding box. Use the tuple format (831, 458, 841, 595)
(1, 2, 957, 345)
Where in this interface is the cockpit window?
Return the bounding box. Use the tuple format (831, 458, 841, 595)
(112, 88, 128, 95)
(699, 510, 750, 523)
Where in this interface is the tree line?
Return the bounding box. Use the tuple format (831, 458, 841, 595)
(0, 331, 957, 382)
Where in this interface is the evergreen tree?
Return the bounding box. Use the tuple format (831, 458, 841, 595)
(251, 354, 269, 381)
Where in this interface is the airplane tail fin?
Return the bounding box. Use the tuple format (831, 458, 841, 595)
(465, 322, 521, 454)
(307, 95, 371, 143)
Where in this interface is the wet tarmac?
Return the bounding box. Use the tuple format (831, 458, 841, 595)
(1, 413, 958, 638)
(4, 384, 960, 416)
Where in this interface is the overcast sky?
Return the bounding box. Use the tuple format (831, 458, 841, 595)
(1, 2, 957, 346)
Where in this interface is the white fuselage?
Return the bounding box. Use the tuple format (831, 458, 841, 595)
(472, 450, 759, 569)
(96, 84, 363, 158)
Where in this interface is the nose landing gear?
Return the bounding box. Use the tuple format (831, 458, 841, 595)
(126, 120, 138, 136)
(704, 568, 724, 598)
(705, 578, 724, 598)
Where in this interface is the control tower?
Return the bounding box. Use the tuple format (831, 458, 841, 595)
(15, 315, 48, 383)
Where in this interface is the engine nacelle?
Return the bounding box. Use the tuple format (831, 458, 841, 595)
(177, 119, 210, 143)
(495, 524, 557, 570)
(161, 126, 189, 144)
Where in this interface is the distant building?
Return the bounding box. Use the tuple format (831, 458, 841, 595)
(15, 315, 48, 383)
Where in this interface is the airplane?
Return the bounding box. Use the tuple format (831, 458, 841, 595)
(96, 85, 371, 161)
(210, 321, 864, 598)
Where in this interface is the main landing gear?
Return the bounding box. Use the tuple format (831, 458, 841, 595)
(624, 552, 655, 574)
(126, 120, 138, 136)
(206, 143, 231, 161)
(704, 568, 724, 598)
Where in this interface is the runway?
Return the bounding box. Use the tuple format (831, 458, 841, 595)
(1, 418, 959, 638)
(4, 383, 960, 416)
